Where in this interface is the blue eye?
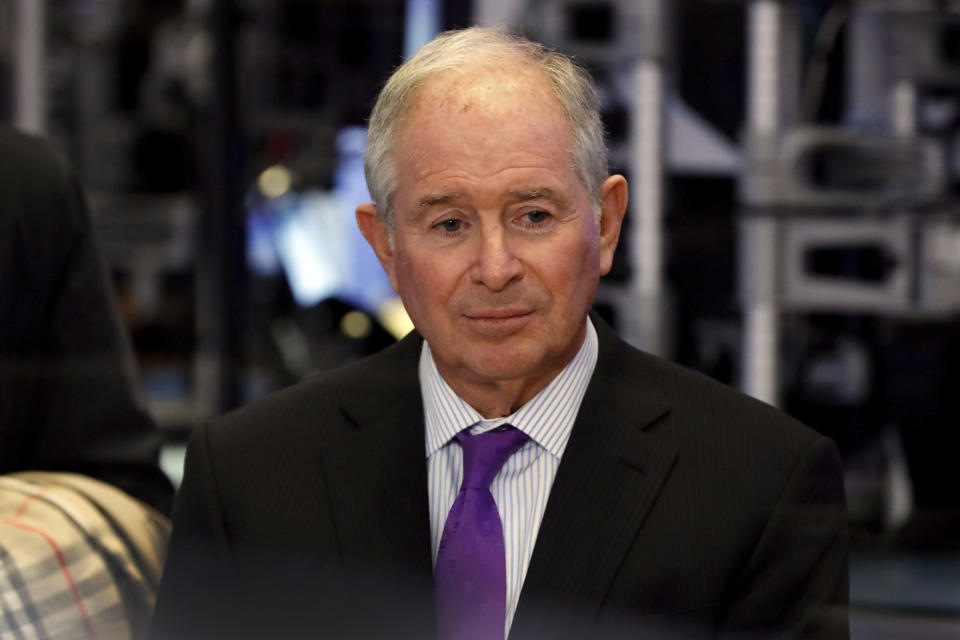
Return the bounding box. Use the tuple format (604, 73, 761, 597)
(525, 210, 550, 223)
(438, 219, 462, 232)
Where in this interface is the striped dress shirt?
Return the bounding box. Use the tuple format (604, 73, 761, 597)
(421, 318, 598, 638)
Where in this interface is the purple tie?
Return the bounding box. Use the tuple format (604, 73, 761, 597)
(435, 426, 529, 640)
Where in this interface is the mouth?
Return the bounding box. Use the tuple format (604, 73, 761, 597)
(462, 308, 535, 335)
(464, 307, 534, 320)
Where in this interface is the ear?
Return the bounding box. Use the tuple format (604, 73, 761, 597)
(597, 174, 628, 275)
(356, 203, 400, 293)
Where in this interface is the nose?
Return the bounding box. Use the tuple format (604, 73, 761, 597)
(471, 226, 523, 291)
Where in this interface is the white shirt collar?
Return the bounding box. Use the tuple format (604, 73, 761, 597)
(420, 318, 598, 460)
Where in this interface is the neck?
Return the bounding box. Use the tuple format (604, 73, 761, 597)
(432, 324, 588, 419)
(446, 378, 535, 419)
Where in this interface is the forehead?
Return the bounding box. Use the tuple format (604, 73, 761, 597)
(391, 66, 574, 194)
(413, 62, 553, 110)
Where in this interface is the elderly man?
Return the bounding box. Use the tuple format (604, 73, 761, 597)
(152, 28, 847, 639)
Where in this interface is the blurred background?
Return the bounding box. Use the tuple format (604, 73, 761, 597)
(2, 0, 959, 636)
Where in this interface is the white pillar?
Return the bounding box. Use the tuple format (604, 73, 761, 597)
(628, 57, 667, 355)
(740, 0, 800, 406)
(14, 0, 46, 133)
(624, 0, 670, 356)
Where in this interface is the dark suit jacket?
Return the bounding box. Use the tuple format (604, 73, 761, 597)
(151, 317, 848, 639)
(0, 126, 173, 514)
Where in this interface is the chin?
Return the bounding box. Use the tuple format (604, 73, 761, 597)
(459, 349, 553, 384)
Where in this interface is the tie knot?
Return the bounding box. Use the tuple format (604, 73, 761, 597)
(455, 426, 529, 490)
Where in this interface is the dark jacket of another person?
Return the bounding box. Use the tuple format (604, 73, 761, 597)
(0, 126, 173, 515)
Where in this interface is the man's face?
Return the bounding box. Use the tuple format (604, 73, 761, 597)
(358, 67, 626, 411)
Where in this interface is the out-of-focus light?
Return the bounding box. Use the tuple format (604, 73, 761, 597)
(258, 165, 292, 199)
(404, 0, 440, 59)
(378, 297, 415, 340)
(341, 310, 372, 339)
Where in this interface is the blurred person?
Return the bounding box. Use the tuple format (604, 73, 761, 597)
(0, 125, 173, 514)
(0, 472, 170, 639)
(153, 28, 848, 639)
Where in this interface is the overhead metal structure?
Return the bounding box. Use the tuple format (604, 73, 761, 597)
(738, 0, 959, 406)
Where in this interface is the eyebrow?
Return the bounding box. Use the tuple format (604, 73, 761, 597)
(416, 191, 467, 208)
(414, 187, 572, 210)
(509, 188, 573, 211)
(509, 188, 556, 202)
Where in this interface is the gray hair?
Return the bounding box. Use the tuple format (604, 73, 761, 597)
(363, 27, 608, 229)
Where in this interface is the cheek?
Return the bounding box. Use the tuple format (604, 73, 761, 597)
(544, 243, 602, 304)
(545, 233, 599, 276)
(396, 252, 458, 309)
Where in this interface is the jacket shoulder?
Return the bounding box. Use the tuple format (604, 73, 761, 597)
(204, 332, 422, 450)
(595, 322, 826, 459)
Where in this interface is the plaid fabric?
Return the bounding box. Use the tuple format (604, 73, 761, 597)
(0, 472, 170, 640)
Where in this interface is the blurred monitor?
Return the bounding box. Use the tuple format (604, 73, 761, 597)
(247, 127, 396, 317)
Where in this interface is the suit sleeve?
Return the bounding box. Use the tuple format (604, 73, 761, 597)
(150, 422, 239, 639)
(719, 436, 849, 639)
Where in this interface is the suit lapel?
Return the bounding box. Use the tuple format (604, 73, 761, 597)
(318, 333, 434, 581)
(511, 318, 677, 637)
